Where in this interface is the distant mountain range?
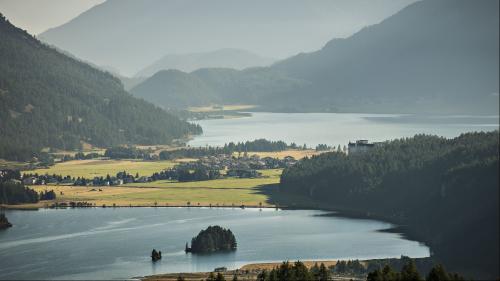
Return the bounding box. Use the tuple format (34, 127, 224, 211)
(0, 14, 200, 161)
(130, 68, 306, 109)
(131, 0, 499, 115)
(135, 49, 275, 77)
(38, 0, 415, 75)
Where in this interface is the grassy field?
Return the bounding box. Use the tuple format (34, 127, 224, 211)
(30, 169, 282, 207)
(25, 159, 178, 178)
(20, 153, 311, 208)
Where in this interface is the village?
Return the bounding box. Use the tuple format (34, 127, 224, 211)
(20, 153, 299, 187)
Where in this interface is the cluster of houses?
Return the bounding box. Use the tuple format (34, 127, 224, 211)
(197, 154, 297, 171)
(20, 154, 299, 187)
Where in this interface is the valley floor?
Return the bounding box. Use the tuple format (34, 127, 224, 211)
(27, 168, 281, 208)
(6, 149, 321, 209)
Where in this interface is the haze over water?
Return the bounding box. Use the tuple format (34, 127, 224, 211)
(189, 113, 499, 147)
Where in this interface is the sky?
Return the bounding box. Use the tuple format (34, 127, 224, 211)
(0, 0, 104, 35)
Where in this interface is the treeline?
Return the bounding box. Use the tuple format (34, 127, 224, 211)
(104, 146, 153, 160)
(103, 139, 307, 161)
(280, 131, 499, 278)
(367, 261, 465, 281)
(256, 261, 330, 281)
(330, 256, 436, 277)
(0, 169, 55, 204)
(255, 260, 463, 281)
(176, 165, 221, 182)
(160, 139, 302, 160)
(0, 14, 201, 161)
(0, 180, 38, 204)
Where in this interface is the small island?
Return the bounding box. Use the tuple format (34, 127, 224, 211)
(0, 214, 12, 229)
(151, 249, 162, 261)
(185, 225, 237, 253)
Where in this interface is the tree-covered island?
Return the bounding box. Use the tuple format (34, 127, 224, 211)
(185, 226, 237, 254)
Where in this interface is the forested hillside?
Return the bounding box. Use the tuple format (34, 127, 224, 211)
(280, 131, 499, 278)
(0, 14, 201, 161)
(131, 68, 306, 109)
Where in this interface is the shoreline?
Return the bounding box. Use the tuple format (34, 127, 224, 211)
(0, 202, 281, 210)
(141, 256, 434, 281)
(141, 260, 360, 281)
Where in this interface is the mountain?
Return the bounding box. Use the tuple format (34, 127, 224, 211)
(135, 49, 275, 77)
(38, 0, 416, 75)
(272, 0, 499, 114)
(113, 74, 147, 91)
(130, 68, 306, 109)
(0, 14, 201, 161)
(280, 131, 499, 278)
(131, 0, 499, 114)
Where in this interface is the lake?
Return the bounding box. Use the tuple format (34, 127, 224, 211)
(0, 208, 429, 280)
(188, 113, 499, 147)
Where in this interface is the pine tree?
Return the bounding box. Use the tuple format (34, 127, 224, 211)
(215, 272, 225, 281)
(426, 264, 449, 281)
(400, 261, 422, 281)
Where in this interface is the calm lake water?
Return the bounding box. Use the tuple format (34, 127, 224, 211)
(0, 208, 429, 280)
(188, 113, 499, 147)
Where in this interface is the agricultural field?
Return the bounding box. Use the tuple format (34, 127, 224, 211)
(30, 169, 282, 207)
(24, 159, 179, 178)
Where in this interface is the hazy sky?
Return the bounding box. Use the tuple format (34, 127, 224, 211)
(0, 0, 104, 35)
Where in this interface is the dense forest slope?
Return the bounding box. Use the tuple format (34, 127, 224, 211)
(280, 131, 499, 278)
(135, 49, 275, 77)
(0, 14, 200, 161)
(131, 0, 499, 114)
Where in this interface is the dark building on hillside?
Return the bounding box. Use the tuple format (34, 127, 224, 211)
(348, 140, 380, 154)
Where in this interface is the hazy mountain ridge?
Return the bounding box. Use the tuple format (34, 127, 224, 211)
(136, 49, 275, 77)
(0, 14, 200, 161)
(38, 0, 415, 75)
(132, 0, 499, 114)
(130, 67, 307, 109)
(271, 0, 499, 114)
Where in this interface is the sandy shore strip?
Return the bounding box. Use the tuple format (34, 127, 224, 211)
(141, 260, 365, 281)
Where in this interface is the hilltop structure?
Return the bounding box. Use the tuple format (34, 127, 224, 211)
(348, 140, 381, 154)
